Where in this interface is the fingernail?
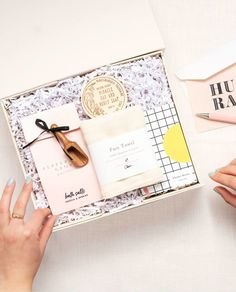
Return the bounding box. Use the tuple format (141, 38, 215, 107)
(208, 169, 218, 177)
(6, 177, 15, 186)
(214, 188, 221, 195)
(208, 172, 215, 177)
(25, 175, 31, 184)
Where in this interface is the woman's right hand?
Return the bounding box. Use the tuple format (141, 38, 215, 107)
(209, 159, 236, 207)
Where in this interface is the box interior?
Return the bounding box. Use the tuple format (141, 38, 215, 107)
(1, 51, 200, 231)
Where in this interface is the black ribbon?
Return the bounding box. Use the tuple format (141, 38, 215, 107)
(22, 119, 71, 160)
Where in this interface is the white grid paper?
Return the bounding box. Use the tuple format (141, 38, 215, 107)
(143, 102, 198, 197)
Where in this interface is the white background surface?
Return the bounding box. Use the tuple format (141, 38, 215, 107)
(1, 0, 236, 291)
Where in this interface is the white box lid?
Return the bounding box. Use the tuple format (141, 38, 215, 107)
(0, 0, 164, 98)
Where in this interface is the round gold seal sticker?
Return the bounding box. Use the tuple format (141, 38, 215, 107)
(81, 76, 128, 118)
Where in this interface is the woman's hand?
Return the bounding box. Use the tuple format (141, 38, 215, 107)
(209, 159, 236, 207)
(0, 177, 57, 292)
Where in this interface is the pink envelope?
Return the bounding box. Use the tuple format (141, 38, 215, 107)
(177, 40, 236, 132)
(21, 103, 102, 215)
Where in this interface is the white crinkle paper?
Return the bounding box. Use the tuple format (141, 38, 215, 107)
(3, 55, 172, 227)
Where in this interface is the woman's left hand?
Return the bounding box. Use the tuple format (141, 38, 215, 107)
(0, 177, 57, 292)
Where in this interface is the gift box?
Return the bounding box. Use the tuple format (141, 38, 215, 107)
(0, 1, 201, 231)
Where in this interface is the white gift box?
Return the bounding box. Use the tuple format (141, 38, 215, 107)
(0, 0, 201, 231)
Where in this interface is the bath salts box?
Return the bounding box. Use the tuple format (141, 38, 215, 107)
(0, 0, 201, 231)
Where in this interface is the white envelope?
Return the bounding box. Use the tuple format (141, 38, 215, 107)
(176, 40, 236, 132)
(177, 40, 236, 80)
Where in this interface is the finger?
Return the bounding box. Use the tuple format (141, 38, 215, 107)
(26, 208, 52, 232)
(12, 176, 32, 220)
(0, 178, 15, 212)
(218, 165, 236, 176)
(39, 215, 57, 253)
(210, 171, 236, 190)
(214, 186, 236, 207)
(229, 159, 236, 166)
(0, 178, 15, 226)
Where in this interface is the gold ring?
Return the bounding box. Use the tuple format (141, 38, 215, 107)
(11, 213, 24, 220)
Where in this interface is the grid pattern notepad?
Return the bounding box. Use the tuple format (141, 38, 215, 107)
(142, 102, 198, 197)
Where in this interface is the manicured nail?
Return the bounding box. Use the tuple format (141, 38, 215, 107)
(6, 177, 15, 186)
(25, 175, 31, 184)
(213, 188, 221, 195)
(208, 169, 218, 177)
(208, 171, 215, 177)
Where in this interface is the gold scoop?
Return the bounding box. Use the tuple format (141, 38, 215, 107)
(51, 124, 89, 168)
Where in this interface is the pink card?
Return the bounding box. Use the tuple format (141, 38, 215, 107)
(186, 64, 236, 132)
(21, 103, 102, 215)
(177, 41, 236, 132)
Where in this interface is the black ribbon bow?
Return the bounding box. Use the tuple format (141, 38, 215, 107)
(22, 119, 71, 159)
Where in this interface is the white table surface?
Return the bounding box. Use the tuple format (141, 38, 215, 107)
(1, 0, 236, 291)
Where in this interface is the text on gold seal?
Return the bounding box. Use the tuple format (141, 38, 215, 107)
(81, 76, 128, 118)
